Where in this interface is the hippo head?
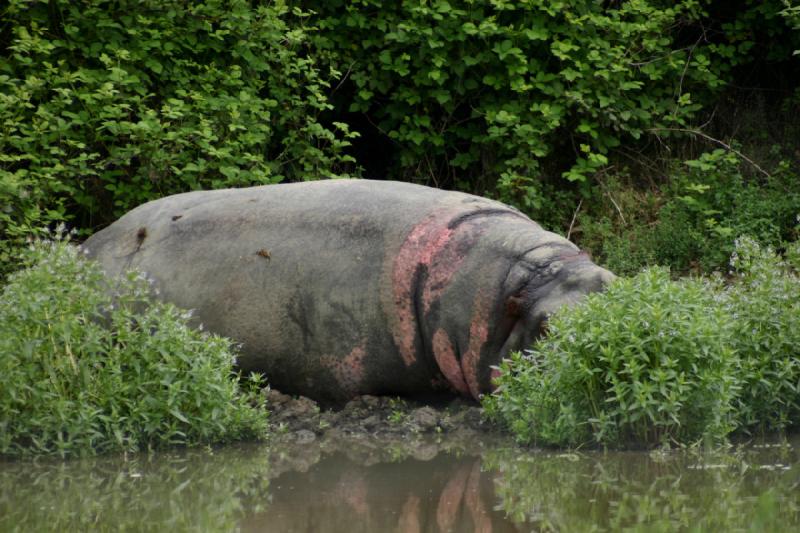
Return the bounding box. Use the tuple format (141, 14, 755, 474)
(487, 251, 616, 389)
(524, 252, 615, 339)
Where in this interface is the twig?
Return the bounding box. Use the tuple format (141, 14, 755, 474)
(648, 127, 771, 178)
(675, 32, 706, 105)
(331, 62, 356, 95)
(593, 170, 628, 224)
(566, 199, 583, 240)
(606, 191, 626, 224)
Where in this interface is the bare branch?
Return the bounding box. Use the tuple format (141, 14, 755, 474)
(567, 199, 583, 240)
(648, 127, 771, 178)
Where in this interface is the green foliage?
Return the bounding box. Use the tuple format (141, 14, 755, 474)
(484, 268, 738, 448)
(0, 235, 269, 457)
(307, 0, 745, 203)
(724, 237, 800, 432)
(486, 238, 800, 447)
(783, 1, 800, 54)
(578, 151, 800, 275)
(0, 0, 355, 276)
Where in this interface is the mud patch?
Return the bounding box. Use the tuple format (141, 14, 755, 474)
(264, 389, 505, 476)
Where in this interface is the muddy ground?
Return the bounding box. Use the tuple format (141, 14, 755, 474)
(264, 389, 513, 475)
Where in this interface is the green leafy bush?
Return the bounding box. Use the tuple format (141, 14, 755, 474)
(578, 151, 800, 275)
(0, 0, 355, 277)
(486, 237, 800, 447)
(307, 0, 753, 203)
(724, 237, 800, 432)
(484, 268, 738, 448)
(0, 235, 268, 457)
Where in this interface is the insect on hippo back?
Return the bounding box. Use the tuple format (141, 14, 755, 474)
(83, 180, 615, 402)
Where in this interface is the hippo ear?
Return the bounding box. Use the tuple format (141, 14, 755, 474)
(505, 295, 524, 318)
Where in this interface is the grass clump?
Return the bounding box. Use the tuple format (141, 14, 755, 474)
(485, 238, 800, 448)
(0, 236, 269, 457)
(484, 268, 738, 448)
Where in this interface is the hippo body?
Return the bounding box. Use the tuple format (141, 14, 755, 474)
(84, 180, 614, 402)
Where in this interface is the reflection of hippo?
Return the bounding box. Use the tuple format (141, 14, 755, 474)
(84, 180, 614, 402)
(242, 454, 512, 533)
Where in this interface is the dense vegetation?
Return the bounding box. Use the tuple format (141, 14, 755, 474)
(1, 0, 356, 275)
(485, 239, 800, 448)
(2, 0, 799, 276)
(0, 236, 268, 457)
(1, 1, 799, 451)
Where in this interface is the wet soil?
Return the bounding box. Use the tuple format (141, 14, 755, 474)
(264, 389, 510, 476)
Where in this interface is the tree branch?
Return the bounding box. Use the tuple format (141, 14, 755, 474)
(648, 127, 771, 178)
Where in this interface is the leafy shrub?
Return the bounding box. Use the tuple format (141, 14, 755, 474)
(0, 0, 355, 277)
(305, 0, 786, 203)
(0, 235, 268, 457)
(724, 237, 800, 432)
(486, 236, 800, 447)
(484, 268, 738, 448)
(578, 151, 800, 275)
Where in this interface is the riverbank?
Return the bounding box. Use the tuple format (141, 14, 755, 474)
(264, 389, 508, 476)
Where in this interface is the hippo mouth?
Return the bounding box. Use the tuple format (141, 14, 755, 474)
(486, 320, 531, 392)
(460, 320, 533, 400)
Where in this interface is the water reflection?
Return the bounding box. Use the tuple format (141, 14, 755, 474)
(487, 441, 800, 532)
(0, 446, 271, 532)
(245, 453, 515, 532)
(1, 436, 799, 532)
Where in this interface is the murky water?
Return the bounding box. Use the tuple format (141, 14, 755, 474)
(1, 435, 798, 532)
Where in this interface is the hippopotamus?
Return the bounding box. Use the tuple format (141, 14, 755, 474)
(83, 180, 614, 402)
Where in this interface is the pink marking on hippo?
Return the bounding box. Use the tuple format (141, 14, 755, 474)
(391, 212, 458, 366)
(461, 291, 491, 399)
(321, 343, 367, 395)
(489, 367, 503, 392)
(421, 225, 477, 314)
(432, 328, 470, 395)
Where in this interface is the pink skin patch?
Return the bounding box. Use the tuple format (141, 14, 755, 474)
(391, 207, 515, 395)
(321, 343, 367, 395)
(489, 367, 503, 392)
(391, 211, 459, 367)
(461, 291, 491, 400)
(432, 329, 470, 395)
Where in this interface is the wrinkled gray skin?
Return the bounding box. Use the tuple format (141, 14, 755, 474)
(84, 180, 615, 403)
